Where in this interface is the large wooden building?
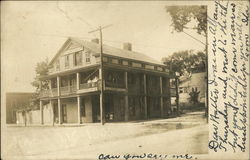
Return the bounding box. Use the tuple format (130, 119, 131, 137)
(39, 37, 171, 125)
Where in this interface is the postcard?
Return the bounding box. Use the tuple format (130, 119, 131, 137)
(1, 1, 249, 160)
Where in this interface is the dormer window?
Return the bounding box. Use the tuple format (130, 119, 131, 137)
(85, 52, 91, 63)
(74, 51, 82, 66)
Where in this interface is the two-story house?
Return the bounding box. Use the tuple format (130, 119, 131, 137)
(38, 37, 171, 125)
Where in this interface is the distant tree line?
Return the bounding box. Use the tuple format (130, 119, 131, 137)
(162, 50, 206, 76)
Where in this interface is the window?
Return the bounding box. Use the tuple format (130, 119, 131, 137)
(51, 78, 57, 88)
(61, 77, 68, 87)
(122, 60, 128, 65)
(85, 52, 91, 63)
(65, 55, 69, 68)
(111, 58, 118, 64)
(145, 64, 154, 70)
(55, 60, 60, 71)
(132, 62, 142, 68)
(74, 51, 82, 66)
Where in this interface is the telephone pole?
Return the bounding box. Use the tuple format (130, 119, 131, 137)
(88, 24, 112, 125)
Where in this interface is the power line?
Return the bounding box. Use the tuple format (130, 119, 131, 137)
(33, 32, 205, 52)
(182, 31, 206, 46)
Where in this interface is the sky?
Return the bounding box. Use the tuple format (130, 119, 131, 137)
(1, 1, 206, 92)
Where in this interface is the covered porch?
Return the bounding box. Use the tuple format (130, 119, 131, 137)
(39, 94, 101, 125)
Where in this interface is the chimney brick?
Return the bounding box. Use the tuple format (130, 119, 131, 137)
(123, 43, 132, 51)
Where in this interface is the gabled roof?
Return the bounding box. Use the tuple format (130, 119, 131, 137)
(49, 37, 164, 66)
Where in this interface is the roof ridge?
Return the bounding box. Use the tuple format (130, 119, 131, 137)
(72, 37, 164, 65)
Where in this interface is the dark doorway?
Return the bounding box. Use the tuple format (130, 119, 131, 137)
(62, 104, 67, 123)
(104, 94, 114, 122)
(53, 103, 58, 124)
(92, 95, 100, 122)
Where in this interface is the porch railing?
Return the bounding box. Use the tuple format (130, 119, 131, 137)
(60, 85, 76, 95)
(70, 85, 77, 93)
(105, 81, 125, 88)
(51, 88, 58, 96)
(79, 82, 98, 90)
(40, 80, 130, 97)
(40, 89, 51, 97)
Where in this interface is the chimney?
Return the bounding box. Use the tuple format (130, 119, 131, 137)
(123, 42, 132, 51)
(91, 38, 99, 44)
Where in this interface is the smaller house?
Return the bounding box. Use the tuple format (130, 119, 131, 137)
(178, 72, 206, 108)
(6, 92, 40, 125)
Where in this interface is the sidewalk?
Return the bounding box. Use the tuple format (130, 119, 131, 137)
(2, 111, 208, 159)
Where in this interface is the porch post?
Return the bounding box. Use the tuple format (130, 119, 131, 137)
(143, 74, 147, 119)
(160, 76, 164, 118)
(50, 100, 54, 126)
(67, 76, 70, 91)
(124, 71, 129, 121)
(99, 68, 105, 124)
(77, 96, 81, 124)
(58, 98, 61, 124)
(175, 77, 180, 116)
(40, 100, 43, 125)
(57, 76, 60, 96)
(76, 72, 80, 90)
(168, 78, 171, 116)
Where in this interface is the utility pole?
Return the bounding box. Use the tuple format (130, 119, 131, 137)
(88, 24, 112, 125)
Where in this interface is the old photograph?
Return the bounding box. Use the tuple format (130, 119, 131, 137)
(1, 1, 248, 160)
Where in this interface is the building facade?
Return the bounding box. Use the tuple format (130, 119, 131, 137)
(178, 72, 206, 108)
(39, 38, 171, 124)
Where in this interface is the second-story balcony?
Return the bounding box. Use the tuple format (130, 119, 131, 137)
(39, 79, 128, 98)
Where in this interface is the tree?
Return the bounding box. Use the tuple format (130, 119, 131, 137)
(166, 6, 207, 36)
(30, 58, 50, 109)
(166, 5, 208, 118)
(189, 87, 200, 104)
(162, 50, 206, 76)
